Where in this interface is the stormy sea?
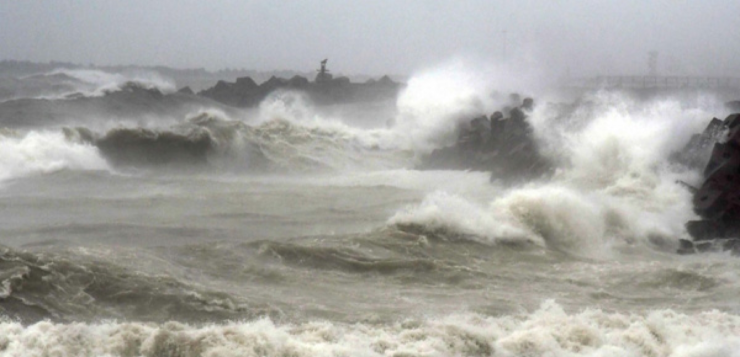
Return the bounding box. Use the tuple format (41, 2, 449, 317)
(1, 66, 740, 357)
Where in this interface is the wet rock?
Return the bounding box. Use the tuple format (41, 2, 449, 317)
(177, 86, 194, 95)
(378, 75, 395, 85)
(332, 76, 351, 85)
(260, 76, 287, 91)
(196, 61, 401, 108)
(235, 76, 258, 90)
(286, 75, 309, 88)
(112, 82, 163, 99)
(680, 112, 740, 255)
(419, 97, 551, 183)
(670, 117, 724, 170)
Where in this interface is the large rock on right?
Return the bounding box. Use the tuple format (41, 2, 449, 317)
(680, 113, 740, 254)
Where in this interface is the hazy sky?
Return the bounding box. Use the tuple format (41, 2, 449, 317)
(2, 1, 739, 77)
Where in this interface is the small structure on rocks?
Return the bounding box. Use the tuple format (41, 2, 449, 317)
(197, 59, 401, 107)
(315, 59, 333, 83)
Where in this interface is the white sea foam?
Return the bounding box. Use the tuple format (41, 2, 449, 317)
(248, 91, 414, 170)
(251, 59, 545, 156)
(390, 58, 544, 154)
(49, 68, 176, 97)
(388, 190, 539, 245)
(1, 301, 738, 357)
(386, 83, 727, 255)
(0, 131, 108, 182)
(247, 64, 723, 255)
(175, 63, 731, 255)
(255, 90, 391, 148)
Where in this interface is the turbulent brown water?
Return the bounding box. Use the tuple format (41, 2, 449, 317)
(1, 68, 740, 356)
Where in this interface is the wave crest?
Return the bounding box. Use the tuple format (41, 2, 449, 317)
(0, 130, 108, 182)
(1, 301, 738, 357)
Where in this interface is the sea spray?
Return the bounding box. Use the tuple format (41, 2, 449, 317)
(389, 57, 549, 154)
(0, 131, 108, 182)
(48, 68, 176, 97)
(388, 90, 726, 255)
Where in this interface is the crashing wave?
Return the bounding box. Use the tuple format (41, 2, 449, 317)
(58, 112, 411, 173)
(0, 130, 108, 182)
(1, 301, 739, 357)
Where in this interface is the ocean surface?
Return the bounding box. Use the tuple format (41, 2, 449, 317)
(1, 67, 740, 356)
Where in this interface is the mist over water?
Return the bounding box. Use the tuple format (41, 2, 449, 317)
(2, 62, 740, 356)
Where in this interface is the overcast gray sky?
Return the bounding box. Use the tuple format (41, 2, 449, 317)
(1, 1, 739, 77)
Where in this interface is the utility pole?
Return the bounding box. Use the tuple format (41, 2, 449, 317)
(502, 30, 508, 61)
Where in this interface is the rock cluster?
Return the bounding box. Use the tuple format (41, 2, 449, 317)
(420, 96, 550, 182)
(196, 64, 401, 108)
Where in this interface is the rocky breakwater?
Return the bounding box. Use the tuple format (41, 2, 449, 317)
(420, 97, 551, 182)
(197, 74, 402, 108)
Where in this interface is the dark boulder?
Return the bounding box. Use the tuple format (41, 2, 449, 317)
(670, 117, 724, 170)
(195, 61, 402, 108)
(679, 112, 740, 255)
(213, 80, 233, 93)
(378, 75, 395, 86)
(260, 76, 287, 91)
(332, 76, 351, 85)
(287, 75, 309, 88)
(235, 76, 258, 90)
(113, 82, 163, 99)
(419, 97, 551, 182)
(177, 86, 194, 95)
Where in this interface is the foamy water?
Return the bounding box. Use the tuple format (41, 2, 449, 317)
(1, 65, 740, 356)
(2, 302, 740, 357)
